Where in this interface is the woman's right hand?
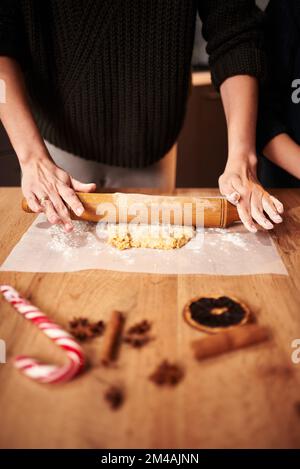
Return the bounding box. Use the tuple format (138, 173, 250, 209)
(0, 58, 96, 231)
(21, 153, 96, 232)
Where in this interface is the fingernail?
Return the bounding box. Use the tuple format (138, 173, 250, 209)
(264, 220, 273, 229)
(247, 223, 257, 233)
(278, 206, 284, 214)
(65, 223, 73, 231)
(274, 215, 283, 223)
(76, 207, 84, 216)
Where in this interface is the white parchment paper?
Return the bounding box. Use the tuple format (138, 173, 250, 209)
(0, 214, 287, 275)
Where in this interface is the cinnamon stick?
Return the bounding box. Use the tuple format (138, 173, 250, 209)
(100, 310, 125, 365)
(192, 324, 270, 361)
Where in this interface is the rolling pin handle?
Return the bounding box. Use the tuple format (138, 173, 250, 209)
(22, 198, 33, 213)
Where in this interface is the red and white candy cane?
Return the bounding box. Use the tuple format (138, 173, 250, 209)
(0, 285, 85, 384)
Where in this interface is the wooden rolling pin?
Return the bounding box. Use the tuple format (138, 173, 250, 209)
(22, 192, 239, 228)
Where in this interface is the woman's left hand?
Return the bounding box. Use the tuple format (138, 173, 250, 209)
(218, 156, 284, 232)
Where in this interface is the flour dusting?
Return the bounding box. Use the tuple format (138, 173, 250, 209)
(3, 214, 284, 275)
(207, 228, 249, 250)
(48, 221, 97, 256)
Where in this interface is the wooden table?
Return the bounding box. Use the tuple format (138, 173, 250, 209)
(0, 188, 300, 449)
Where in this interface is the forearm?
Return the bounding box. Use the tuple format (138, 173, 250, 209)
(263, 133, 300, 179)
(0, 56, 50, 166)
(220, 75, 258, 168)
(0, 56, 97, 229)
(218, 74, 283, 231)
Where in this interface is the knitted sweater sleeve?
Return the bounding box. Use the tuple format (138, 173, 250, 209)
(0, 0, 23, 61)
(198, 0, 267, 90)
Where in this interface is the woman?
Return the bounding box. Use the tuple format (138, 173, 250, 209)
(257, 0, 300, 187)
(0, 0, 283, 232)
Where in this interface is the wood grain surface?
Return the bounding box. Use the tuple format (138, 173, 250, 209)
(0, 187, 300, 449)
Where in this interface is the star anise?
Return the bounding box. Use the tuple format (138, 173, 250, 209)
(68, 317, 105, 341)
(123, 319, 154, 348)
(104, 385, 125, 410)
(127, 320, 151, 335)
(149, 360, 184, 386)
(123, 334, 153, 348)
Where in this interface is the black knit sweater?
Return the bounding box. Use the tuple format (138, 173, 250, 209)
(0, 0, 266, 168)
